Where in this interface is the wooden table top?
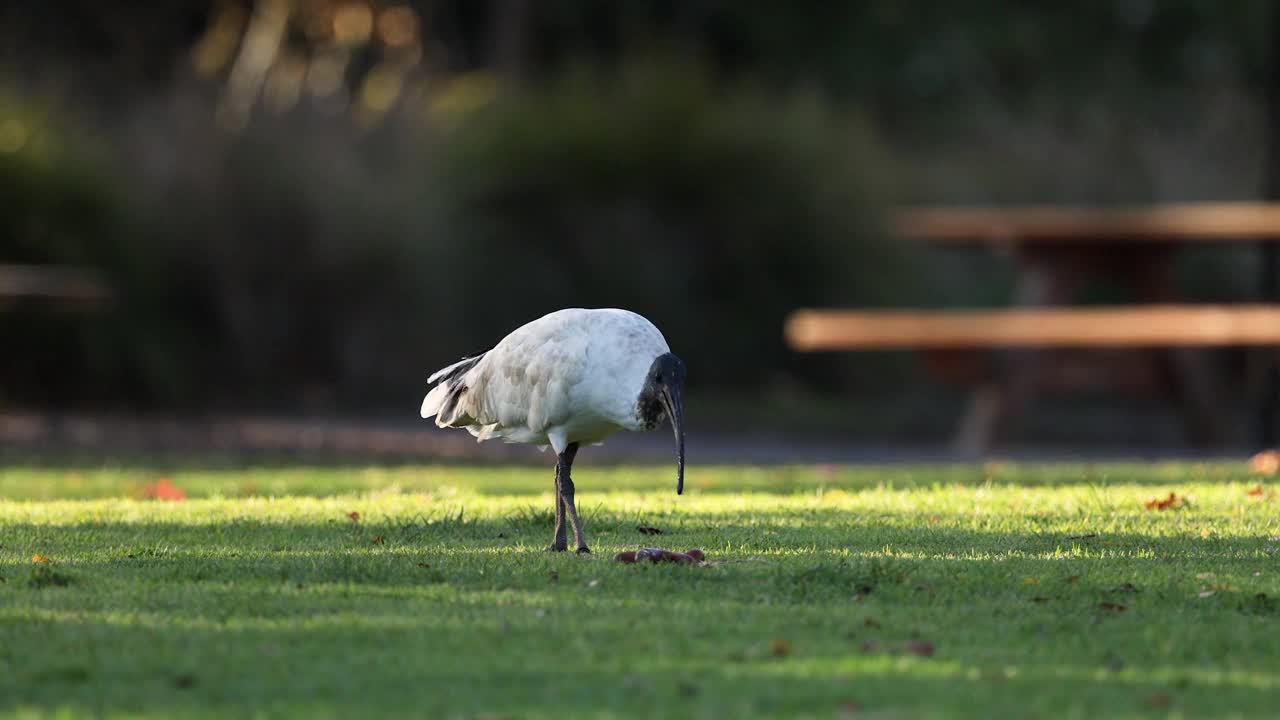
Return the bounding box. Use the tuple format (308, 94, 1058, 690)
(892, 202, 1280, 244)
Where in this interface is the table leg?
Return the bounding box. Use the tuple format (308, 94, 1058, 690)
(1132, 256, 1226, 447)
(1259, 242, 1280, 449)
(951, 262, 1071, 456)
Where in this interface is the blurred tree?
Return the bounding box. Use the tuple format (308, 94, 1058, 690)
(2, 1, 1279, 415)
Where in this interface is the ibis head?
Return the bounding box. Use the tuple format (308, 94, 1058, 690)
(637, 352, 686, 495)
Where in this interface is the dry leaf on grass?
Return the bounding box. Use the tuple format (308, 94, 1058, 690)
(902, 640, 935, 657)
(838, 699, 861, 716)
(1249, 450, 1280, 475)
(1145, 492, 1184, 511)
(31, 554, 50, 563)
(1107, 583, 1140, 594)
(139, 478, 186, 501)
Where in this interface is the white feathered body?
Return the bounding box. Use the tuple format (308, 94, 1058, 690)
(420, 308, 671, 454)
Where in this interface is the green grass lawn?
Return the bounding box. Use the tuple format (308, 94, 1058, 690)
(1, 461, 1278, 719)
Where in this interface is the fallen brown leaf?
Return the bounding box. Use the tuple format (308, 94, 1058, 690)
(140, 478, 186, 502)
(347, 511, 361, 522)
(1248, 485, 1265, 498)
(31, 554, 50, 564)
(1145, 492, 1183, 511)
(1250, 450, 1280, 475)
(838, 699, 861, 716)
(902, 640, 935, 657)
(633, 547, 697, 564)
(769, 638, 792, 657)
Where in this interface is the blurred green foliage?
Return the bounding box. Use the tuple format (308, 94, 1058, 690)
(431, 58, 905, 388)
(0, 1, 1275, 414)
(0, 91, 143, 407)
(0, 57, 905, 410)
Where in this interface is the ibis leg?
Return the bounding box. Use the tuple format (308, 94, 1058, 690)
(557, 443, 590, 553)
(547, 458, 569, 552)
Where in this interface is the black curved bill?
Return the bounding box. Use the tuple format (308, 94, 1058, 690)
(660, 383, 685, 495)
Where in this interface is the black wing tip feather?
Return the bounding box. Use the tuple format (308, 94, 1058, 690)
(430, 352, 487, 386)
(429, 352, 486, 427)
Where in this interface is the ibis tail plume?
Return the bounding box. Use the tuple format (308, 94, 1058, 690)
(420, 308, 686, 553)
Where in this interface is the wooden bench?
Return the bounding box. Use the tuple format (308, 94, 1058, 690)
(0, 264, 112, 305)
(787, 306, 1280, 350)
(786, 203, 1280, 454)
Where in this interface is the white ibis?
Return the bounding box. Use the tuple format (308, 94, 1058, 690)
(420, 308, 686, 553)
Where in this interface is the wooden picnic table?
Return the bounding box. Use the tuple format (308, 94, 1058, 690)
(0, 264, 112, 305)
(790, 202, 1280, 454)
(894, 201, 1280, 452)
(892, 202, 1280, 244)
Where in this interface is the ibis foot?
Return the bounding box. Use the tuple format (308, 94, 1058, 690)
(546, 543, 568, 552)
(576, 546, 592, 554)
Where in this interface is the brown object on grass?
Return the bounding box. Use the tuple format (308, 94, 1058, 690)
(636, 547, 695, 563)
(613, 547, 706, 564)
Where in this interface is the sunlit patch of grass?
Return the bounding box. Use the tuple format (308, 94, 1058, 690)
(0, 462, 1277, 718)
